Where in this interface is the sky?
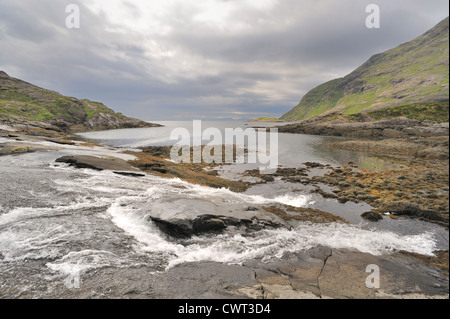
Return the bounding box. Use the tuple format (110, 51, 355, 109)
(0, 0, 448, 121)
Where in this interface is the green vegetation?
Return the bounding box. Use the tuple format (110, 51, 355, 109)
(281, 17, 449, 121)
(255, 117, 280, 121)
(0, 71, 136, 128)
(366, 102, 449, 122)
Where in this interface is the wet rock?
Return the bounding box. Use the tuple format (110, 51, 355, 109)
(277, 117, 449, 139)
(146, 248, 450, 299)
(55, 155, 143, 174)
(361, 211, 384, 222)
(151, 213, 277, 238)
(45, 139, 76, 145)
(305, 162, 326, 168)
(151, 214, 243, 238)
(113, 171, 146, 177)
(145, 198, 289, 238)
(388, 202, 447, 224)
(129, 151, 249, 192)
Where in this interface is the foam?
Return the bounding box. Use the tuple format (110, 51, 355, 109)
(106, 199, 438, 270)
(107, 201, 183, 255)
(165, 223, 437, 268)
(0, 197, 112, 228)
(1, 157, 441, 278)
(46, 250, 126, 278)
(0, 225, 79, 262)
(156, 178, 313, 208)
(4, 138, 137, 161)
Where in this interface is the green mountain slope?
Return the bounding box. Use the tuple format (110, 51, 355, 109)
(281, 17, 449, 121)
(0, 71, 159, 131)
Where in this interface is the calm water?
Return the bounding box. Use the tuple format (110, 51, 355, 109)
(78, 121, 399, 170)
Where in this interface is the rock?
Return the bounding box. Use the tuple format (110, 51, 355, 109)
(55, 155, 142, 174)
(389, 202, 447, 224)
(151, 213, 269, 238)
(113, 171, 146, 177)
(45, 139, 75, 145)
(193, 217, 227, 233)
(361, 211, 384, 222)
(146, 248, 449, 299)
(145, 198, 290, 238)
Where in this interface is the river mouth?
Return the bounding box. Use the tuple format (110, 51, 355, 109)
(1, 125, 448, 298)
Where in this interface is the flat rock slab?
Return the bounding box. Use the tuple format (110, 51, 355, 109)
(143, 197, 290, 238)
(45, 247, 448, 299)
(241, 247, 449, 299)
(149, 248, 449, 299)
(55, 155, 145, 176)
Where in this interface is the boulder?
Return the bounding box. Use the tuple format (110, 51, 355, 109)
(145, 197, 290, 238)
(55, 155, 144, 176)
(361, 211, 384, 222)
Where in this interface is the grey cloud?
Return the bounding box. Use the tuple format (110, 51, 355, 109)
(0, 0, 448, 120)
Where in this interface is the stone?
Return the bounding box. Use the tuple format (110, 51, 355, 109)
(55, 155, 142, 173)
(361, 211, 384, 221)
(144, 197, 290, 238)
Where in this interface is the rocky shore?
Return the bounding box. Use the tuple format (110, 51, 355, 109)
(2, 246, 447, 299)
(251, 116, 450, 227)
(1, 121, 448, 299)
(276, 116, 449, 139)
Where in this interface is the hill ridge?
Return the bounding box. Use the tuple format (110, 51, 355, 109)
(281, 17, 449, 121)
(0, 71, 160, 132)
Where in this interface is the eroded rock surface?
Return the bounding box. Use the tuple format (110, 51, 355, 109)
(144, 197, 290, 238)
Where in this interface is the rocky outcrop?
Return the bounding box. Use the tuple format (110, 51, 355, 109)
(0, 71, 161, 132)
(55, 155, 145, 177)
(151, 214, 245, 238)
(52, 247, 447, 299)
(361, 211, 383, 222)
(144, 197, 290, 238)
(277, 117, 449, 139)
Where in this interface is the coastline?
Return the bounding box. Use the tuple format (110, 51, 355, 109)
(0, 122, 448, 299)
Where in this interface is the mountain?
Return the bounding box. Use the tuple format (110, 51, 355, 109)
(0, 71, 160, 131)
(281, 17, 449, 121)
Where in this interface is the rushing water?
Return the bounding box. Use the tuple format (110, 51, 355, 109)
(0, 122, 448, 297)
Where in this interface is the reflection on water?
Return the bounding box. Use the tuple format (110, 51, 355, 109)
(77, 121, 401, 171)
(312, 141, 404, 171)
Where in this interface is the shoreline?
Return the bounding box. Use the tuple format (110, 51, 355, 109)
(1, 122, 449, 299)
(1, 121, 448, 227)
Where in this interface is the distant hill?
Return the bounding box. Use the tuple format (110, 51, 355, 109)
(281, 17, 449, 121)
(0, 71, 160, 131)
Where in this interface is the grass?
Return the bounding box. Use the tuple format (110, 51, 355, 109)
(281, 18, 449, 121)
(361, 102, 449, 122)
(0, 76, 128, 125)
(255, 117, 280, 121)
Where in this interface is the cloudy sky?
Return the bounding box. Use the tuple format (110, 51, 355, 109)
(0, 0, 448, 120)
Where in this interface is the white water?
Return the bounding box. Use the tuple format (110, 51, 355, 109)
(106, 193, 438, 269)
(0, 139, 448, 295)
(2, 161, 441, 277)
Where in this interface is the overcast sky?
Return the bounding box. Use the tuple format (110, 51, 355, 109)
(0, 0, 448, 120)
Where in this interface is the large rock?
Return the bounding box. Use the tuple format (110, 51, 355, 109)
(55, 155, 145, 176)
(361, 211, 384, 222)
(145, 197, 290, 238)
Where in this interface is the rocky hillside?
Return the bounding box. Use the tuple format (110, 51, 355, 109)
(281, 17, 449, 121)
(0, 71, 160, 131)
